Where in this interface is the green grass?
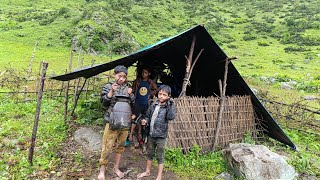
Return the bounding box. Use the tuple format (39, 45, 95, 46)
(0, 95, 67, 179)
(165, 145, 229, 179)
(262, 129, 320, 177)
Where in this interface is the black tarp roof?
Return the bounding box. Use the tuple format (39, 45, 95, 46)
(51, 25, 295, 149)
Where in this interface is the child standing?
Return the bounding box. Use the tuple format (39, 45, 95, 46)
(130, 68, 157, 144)
(137, 85, 176, 180)
(98, 65, 135, 180)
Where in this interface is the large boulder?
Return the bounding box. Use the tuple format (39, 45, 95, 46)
(224, 143, 297, 180)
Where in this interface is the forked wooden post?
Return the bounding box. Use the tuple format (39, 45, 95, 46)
(28, 62, 48, 165)
(179, 36, 204, 98)
(179, 36, 196, 97)
(213, 57, 237, 151)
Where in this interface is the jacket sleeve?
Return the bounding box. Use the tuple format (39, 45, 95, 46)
(149, 79, 158, 98)
(129, 86, 135, 111)
(100, 83, 112, 107)
(132, 79, 138, 94)
(144, 103, 153, 124)
(166, 99, 176, 121)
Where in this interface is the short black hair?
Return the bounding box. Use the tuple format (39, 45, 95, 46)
(158, 85, 171, 95)
(141, 66, 151, 73)
(114, 65, 128, 75)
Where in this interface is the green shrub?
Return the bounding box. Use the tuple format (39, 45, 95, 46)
(243, 34, 257, 41)
(227, 44, 238, 49)
(165, 145, 228, 179)
(252, 22, 275, 33)
(258, 41, 270, 46)
(284, 46, 307, 53)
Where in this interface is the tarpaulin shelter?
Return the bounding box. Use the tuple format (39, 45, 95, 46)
(51, 25, 295, 149)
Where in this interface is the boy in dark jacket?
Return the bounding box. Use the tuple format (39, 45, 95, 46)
(137, 85, 176, 180)
(98, 65, 135, 180)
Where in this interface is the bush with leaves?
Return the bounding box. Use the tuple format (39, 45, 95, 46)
(165, 145, 228, 179)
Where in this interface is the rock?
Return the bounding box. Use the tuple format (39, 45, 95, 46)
(74, 127, 102, 152)
(214, 172, 232, 180)
(280, 82, 293, 90)
(287, 80, 297, 86)
(224, 143, 297, 180)
(304, 59, 310, 63)
(2, 137, 18, 148)
(260, 76, 268, 83)
(298, 173, 318, 180)
(269, 77, 276, 84)
(304, 95, 318, 101)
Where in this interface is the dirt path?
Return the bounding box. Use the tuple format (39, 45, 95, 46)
(49, 126, 178, 180)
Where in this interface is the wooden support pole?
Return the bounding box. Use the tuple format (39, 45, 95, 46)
(84, 60, 95, 99)
(64, 40, 75, 124)
(64, 77, 70, 124)
(179, 36, 199, 98)
(179, 35, 196, 97)
(59, 69, 67, 96)
(74, 78, 81, 104)
(35, 61, 43, 92)
(70, 78, 88, 117)
(28, 62, 48, 165)
(187, 48, 204, 81)
(212, 57, 237, 151)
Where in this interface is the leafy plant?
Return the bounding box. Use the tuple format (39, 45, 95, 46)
(165, 145, 228, 179)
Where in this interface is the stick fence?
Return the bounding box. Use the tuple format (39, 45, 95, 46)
(168, 96, 257, 152)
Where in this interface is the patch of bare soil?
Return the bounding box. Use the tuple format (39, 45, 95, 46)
(49, 126, 178, 180)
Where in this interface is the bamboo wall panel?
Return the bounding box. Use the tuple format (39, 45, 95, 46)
(167, 96, 256, 152)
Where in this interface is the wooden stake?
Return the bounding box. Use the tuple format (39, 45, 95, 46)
(64, 40, 75, 124)
(179, 36, 205, 98)
(70, 78, 88, 117)
(35, 61, 43, 92)
(213, 57, 234, 151)
(59, 69, 67, 96)
(74, 78, 81, 104)
(179, 36, 195, 97)
(27, 42, 38, 78)
(84, 60, 95, 99)
(64, 76, 70, 124)
(28, 62, 48, 165)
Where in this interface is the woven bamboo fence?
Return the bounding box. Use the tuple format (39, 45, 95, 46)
(167, 95, 257, 152)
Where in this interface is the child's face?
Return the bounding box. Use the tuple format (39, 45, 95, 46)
(141, 69, 150, 79)
(158, 90, 170, 103)
(114, 72, 127, 85)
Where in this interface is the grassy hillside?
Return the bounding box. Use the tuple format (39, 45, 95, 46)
(1, 0, 319, 93)
(1, 1, 320, 179)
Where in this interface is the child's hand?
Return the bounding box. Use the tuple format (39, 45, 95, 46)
(128, 87, 133, 95)
(168, 98, 174, 105)
(111, 83, 119, 92)
(141, 119, 147, 125)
